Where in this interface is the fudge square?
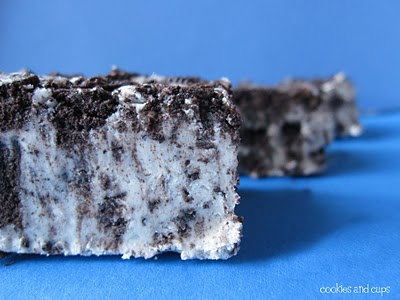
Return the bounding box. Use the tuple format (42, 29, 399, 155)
(0, 70, 242, 260)
(233, 80, 336, 177)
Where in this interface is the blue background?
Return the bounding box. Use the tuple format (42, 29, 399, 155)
(1, 1, 400, 299)
(1, 0, 400, 110)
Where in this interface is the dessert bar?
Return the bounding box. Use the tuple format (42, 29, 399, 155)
(0, 70, 242, 260)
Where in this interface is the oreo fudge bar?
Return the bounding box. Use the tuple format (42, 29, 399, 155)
(0, 70, 242, 260)
(234, 80, 335, 177)
(234, 73, 362, 177)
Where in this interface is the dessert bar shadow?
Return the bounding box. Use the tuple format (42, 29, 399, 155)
(229, 189, 368, 263)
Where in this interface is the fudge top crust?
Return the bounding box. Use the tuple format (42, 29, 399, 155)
(0, 70, 239, 149)
(234, 73, 356, 113)
(234, 81, 322, 112)
(233, 81, 324, 130)
(233, 73, 358, 131)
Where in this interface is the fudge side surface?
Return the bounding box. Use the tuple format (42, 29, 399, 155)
(0, 70, 242, 260)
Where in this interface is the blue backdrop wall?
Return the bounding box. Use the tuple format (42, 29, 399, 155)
(1, 0, 399, 109)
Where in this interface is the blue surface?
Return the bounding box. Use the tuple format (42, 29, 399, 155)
(1, 112, 400, 299)
(1, 0, 400, 109)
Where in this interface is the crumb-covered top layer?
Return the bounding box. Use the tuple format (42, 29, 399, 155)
(0, 70, 238, 147)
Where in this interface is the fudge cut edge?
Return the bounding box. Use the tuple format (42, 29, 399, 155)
(0, 70, 242, 260)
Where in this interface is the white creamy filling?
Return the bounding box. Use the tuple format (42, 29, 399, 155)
(113, 85, 147, 104)
(32, 88, 53, 106)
